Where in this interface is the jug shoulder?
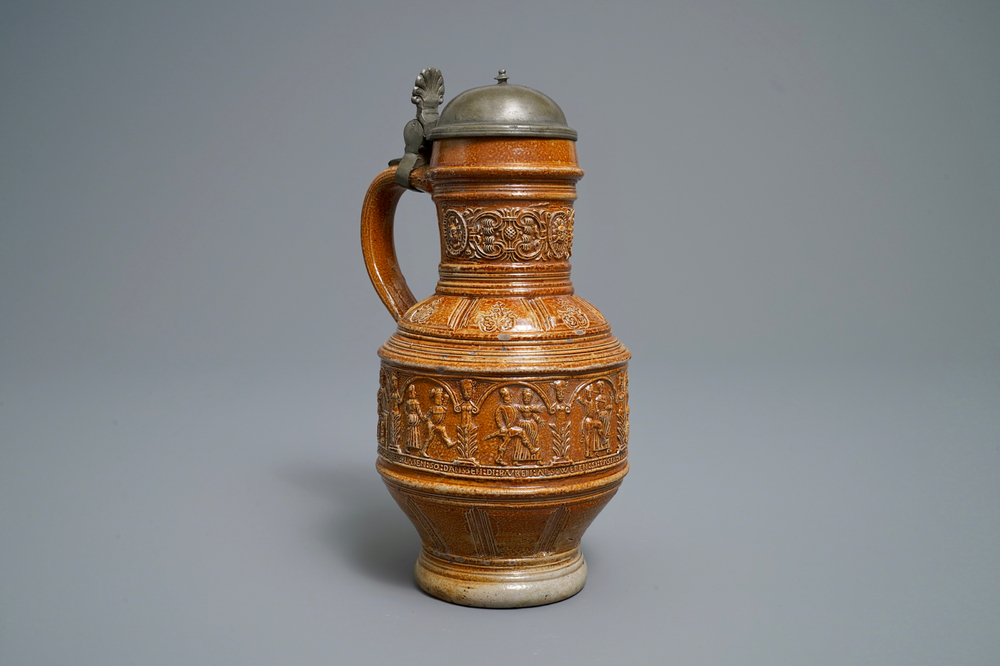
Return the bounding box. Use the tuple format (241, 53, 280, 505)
(379, 293, 630, 375)
(398, 293, 607, 340)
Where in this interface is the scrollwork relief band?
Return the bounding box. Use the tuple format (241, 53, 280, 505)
(442, 205, 574, 262)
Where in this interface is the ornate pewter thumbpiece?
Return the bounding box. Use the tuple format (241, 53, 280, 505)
(361, 68, 630, 608)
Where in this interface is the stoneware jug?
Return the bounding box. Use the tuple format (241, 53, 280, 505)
(361, 68, 630, 608)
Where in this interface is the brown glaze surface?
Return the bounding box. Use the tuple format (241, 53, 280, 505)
(361, 135, 629, 608)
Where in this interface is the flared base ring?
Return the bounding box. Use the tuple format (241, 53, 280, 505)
(414, 549, 587, 608)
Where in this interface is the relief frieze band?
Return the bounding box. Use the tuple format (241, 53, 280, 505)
(376, 367, 629, 479)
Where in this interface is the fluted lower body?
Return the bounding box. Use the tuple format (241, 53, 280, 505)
(377, 454, 627, 607)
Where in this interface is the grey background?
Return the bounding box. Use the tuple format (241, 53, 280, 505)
(1, 1, 998, 664)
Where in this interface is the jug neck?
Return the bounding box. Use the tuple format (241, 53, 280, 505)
(426, 139, 584, 298)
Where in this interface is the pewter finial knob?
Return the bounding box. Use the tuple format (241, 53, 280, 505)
(495, 69, 508, 84)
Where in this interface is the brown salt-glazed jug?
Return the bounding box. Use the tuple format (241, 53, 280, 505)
(361, 68, 630, 607)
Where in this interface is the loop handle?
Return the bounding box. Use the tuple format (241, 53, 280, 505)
(360, 166, 419, 322)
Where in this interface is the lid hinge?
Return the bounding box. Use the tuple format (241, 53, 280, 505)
(391, 67, 444, 190)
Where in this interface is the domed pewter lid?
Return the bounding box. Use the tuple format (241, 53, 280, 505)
(427, 69, 577, 141)
(392, 68, 576, 188)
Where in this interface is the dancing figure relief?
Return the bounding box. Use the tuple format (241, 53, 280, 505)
(512, 389, 545, 465)
(403, 385, 428, 457)
(425, 388, 455, 450)
(389, 373, 404, 453)
(577, 384, 613, 458)
(488, 388, 524, 466)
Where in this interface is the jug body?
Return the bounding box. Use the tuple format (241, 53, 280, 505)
(362, 70, 630, 607)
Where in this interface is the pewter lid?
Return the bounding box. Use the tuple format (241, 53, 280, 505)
(426, 69, 577, 141)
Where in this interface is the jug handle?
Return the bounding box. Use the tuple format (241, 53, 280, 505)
(360, 165, 420, 322)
